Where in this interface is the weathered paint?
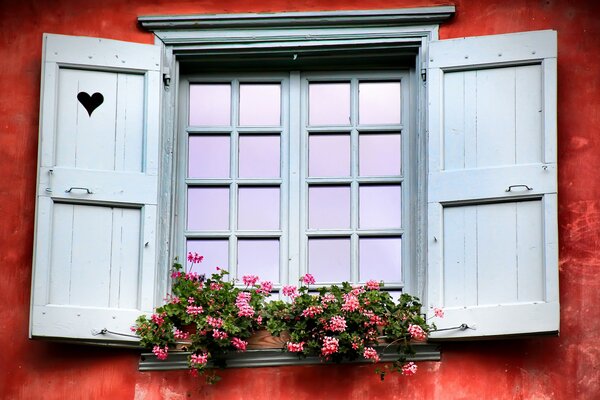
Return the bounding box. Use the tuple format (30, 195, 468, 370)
(1, 0, 599, 398)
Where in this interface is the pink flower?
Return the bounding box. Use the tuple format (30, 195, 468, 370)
(174, 328, 190, 340)
(152, 345, 168, 360)
(363, 347, 380, 362)
(321, 336, 339, 356)
(282, 285, 299, 299)
(169, 295, 181, 304)
(408, 324, 427, 341)
(236, 292, 255, 317)
(286, 341, 305, 352)
(171, 271, 182, 279)
(151, 313, 165, 326)
(231, 337, 248, 351)
(402, 362, 418, 376)
(212, 329, 229, 340)
(186, 305, 203, 315)
(301, 274, 316, 285)
(206, 316, 224, 328)
(327, 316, 347, 332)
(256, 315, 263, 325)
(209, 282, 223, 291)
(434, 307, 444, 318)
(242, 275, 259, 286)
(321, 293, 337, 306)
(365, 280, 381, 290)
(187, 252, 204, 264)
(259, 281, 273, 294)
(302, 305, 324, 318)
(351, 286, 365, 296)
(190, 352, 209, 365)
(341, 293, 360, 312)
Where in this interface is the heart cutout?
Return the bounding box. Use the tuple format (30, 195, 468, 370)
(77, 92, 104, 116)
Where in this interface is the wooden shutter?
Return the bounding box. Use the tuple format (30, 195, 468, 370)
(30, 34, 161, 342)
(427, 31, 558, 339)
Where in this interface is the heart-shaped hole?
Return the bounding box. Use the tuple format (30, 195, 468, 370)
(77, 92, 104, 116)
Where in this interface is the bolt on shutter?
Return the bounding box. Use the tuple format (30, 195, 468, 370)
(427, 30, 558, 338)
(30, 34, 162, 342)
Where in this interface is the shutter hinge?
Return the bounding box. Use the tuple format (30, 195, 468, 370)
(421, 64, 427, 81)
(163, 67, 171, 88)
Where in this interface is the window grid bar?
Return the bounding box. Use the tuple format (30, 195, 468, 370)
(350, 77, 360, 282)
(229, 79, 241, 279)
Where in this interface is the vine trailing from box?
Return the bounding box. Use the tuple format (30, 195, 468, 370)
(133, 254, 443, 384)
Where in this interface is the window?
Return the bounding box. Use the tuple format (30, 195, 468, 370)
(30, 8, 558, 344)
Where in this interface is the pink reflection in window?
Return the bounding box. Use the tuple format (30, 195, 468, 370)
(359, 82, 401, 125)
(187, 240, 229, 272)
(309, 186, 350, 229)
(239, 135, 280, 178)
(238, 187, 280, 230)
(309, 83, 351, 125)
(189, 84, 231, 126)
(359, 185, 401, 229)
(239, 84, 281, 126)
(237, 240, 279, 283)
(308, 239, 350, 282)
(359, 134, 401, 176)
(188, 136, 230, 178)
(359, 238, 402, 282)
(187, 188, 229, 230)
(309, 135, 350, 177)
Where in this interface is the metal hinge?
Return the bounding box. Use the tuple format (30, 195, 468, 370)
(421, 64, 427, 81)
(163, 67, 171, 87)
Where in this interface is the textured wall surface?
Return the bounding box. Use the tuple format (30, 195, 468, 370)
(1, 0, 599, 398)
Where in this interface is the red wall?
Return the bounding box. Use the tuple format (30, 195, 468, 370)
(1, 0, 599, 398)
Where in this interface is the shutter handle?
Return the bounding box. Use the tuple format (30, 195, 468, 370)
(505, 184, 532, 192)
(66, 187, 93, 194)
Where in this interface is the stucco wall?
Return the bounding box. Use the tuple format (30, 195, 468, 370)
(1, 0, 599, 398)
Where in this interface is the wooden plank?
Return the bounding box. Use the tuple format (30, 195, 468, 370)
(48, 203, 74, 305)
(442, 207, 465, 307)
(516, 65, 543, 164)
(442, 71, 465, 170)
(516, 201, 544, 302)
(110, 208, 142, 309)
(115, 73, 145, 172)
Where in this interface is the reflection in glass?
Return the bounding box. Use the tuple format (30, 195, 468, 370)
(238, 240, 279, 283)
(308, 239, 350, 282)
(188, 136, 230, 178)
(187, 187, 229, 230)
(359, 82, 401, 125)
(359, 238, 402, 282)
(359, 185, 401, 229)
(309, 83, 351, 125)
(189, 84, 231, 126)
(238, 187, 280, 230)
(309, 135, 350, 177)
(309, 186, 350, 229)
(359, 134, 401, 176)
(239, 135, 280, 178)
(239, 84, 281, 126)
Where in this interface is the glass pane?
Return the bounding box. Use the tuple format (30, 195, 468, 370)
(309, 134, 350, 177)
(359, 238, 402, 282)
(239, 84, 281, 126)
(359, 133, 401, 176)
(188, 136, 230, 178)
(359, 82, 401, 125)
(309, 186, 350, 229)
(187, 187, 229, 230)
(239, 135, 280, 178)
(309, 82, 350, 125)
(359, 185, 401, 229)
(238, 240, 279, 283)
(238, 187, 280, 230)
(187, 240, 229, 273)
(308, 238, 350, 282)
(189, 84, 231, 126)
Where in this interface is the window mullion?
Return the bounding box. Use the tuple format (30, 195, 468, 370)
(350, 77, 360, 283)
(229, 79, 240, 281)
(288, 71, 302, 286)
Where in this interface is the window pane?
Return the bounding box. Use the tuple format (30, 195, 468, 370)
(189, 84, 231, 126)
(188, 136, 230, 178)
(309, 82, 350, 125)
(238, 187, 280, 230)
(187, 187, 229, 230)
(309, 134, 350, 177)
(308, 238, 350, 282)
(239, 84, 281, 126)
(359, 82, 401, 125)
(309, 186, 350, 229)
(187, 240, 229, 273)
(239, 135, 280, 178)
(238, 240, 279, 283)
(359, 185, 401, 229)
(359, 238, 402, 282)
(359, 133, 401, 176)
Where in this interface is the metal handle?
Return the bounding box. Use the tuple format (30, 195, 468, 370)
(66, 187, 93, 194)
(505, 184, 532, 192)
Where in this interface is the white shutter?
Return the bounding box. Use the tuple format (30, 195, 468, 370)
(30, 34, 161, 342)
(427, 31, 558, 338)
